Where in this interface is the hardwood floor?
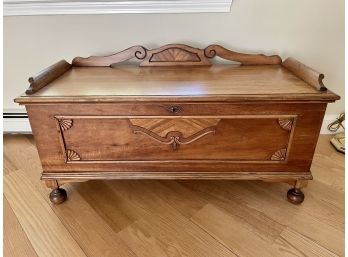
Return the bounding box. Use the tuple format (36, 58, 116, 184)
(4, 135, 344, 257)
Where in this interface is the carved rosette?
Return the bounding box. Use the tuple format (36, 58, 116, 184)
(66, 149, 81, 161)
(58, 119, 73, 131)
(278, 118, 293, 131)
(271, 148, 287, 161)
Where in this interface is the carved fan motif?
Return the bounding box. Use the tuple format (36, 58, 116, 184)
(66, 149, 81, 161)
(150, 48, 200, 63)
(278, 118, 293, 131)
(140, 44, 211, 66)
(58, 119, 73, 131)
(271, 148, 287, 161)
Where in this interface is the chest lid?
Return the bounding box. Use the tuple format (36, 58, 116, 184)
(15, 44, 340, 104)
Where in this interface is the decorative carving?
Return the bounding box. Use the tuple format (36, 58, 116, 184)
(271, 148, 287, 161)
(66, 149, 81, 161)
(150, 48, 200, 62)
(129, 118, 220, 150)
(133, 128, 216, 150)
(129, 118, 220, 137)
(278, 118, 293, 131)
(141, 44, 211, 66)
(204, 44, 282, 65)
(72, 45, 147, 67)
(58, 119, 73, 131)
(72, 44, 282, 67)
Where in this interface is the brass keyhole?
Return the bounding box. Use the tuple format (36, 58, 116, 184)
(168, 106, 181, 114)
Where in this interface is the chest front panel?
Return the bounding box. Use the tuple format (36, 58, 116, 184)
(26, 102, 326, 173)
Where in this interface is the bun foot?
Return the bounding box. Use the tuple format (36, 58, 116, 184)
(287, 188, 304, 204)
(49, 188, 67, 204)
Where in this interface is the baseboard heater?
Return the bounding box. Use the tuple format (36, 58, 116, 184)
(2, 112, 339, 135)
(3, 112, 31, 133)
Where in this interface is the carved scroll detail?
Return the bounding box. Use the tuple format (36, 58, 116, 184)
(132, 127, 216, 150)
(66, 149, 81, 161)
(58, 119, 73, 131)
(72, 44, 282, 67)
(72, 45, 147, 67)
(129, 118, 220, 150)
(271, 148, 287, 161)
(282, 57, 327, 91)
(278, 118, 293, 131)
(204, 44, 282, 65)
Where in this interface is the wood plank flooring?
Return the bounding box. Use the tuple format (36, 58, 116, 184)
(3, 135, 344, 257)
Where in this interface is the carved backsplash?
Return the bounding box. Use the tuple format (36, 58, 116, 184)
(72, 44, 282, 67)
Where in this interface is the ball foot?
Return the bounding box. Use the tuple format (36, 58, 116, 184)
(49, 188, 67, 204)
(287, 188, 304, 204)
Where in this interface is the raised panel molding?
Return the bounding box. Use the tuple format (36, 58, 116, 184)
(4, 0, 233, 16)
(52, 115, 296, 162)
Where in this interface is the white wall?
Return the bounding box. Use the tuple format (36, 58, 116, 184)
(4, 0, 344, 116)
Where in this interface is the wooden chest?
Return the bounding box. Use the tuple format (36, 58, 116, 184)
(15, 44, 340, 205)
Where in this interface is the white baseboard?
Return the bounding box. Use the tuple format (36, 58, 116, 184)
(4, 118, 32, 134)
(3, 114, 343, 134)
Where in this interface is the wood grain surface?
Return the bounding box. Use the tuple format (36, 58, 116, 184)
(140, 44, 212, 66)
(4, 170, 86, 257)
(57, 116, 293, 162)
(16, 65, 339, 103)
(4, 135, 344, 256)
(204, 44, 282, 65)
(72, 45, 147, 67)
(282, 57, 327, 91)
(24, 102, 325, 175)
(25, 60, 71, 95)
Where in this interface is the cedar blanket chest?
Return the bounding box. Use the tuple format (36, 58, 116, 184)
(15, 44, 340, 205)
